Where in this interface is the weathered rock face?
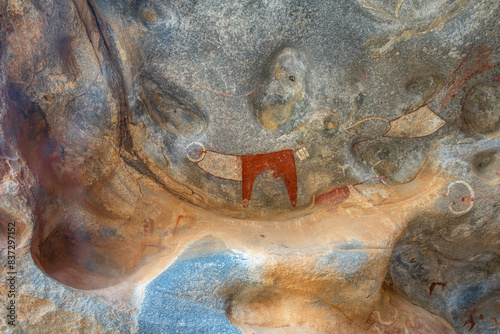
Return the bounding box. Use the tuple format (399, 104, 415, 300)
(0, 0, 499, 333)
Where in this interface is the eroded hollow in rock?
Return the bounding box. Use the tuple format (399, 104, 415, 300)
(1, 0, 499, 332)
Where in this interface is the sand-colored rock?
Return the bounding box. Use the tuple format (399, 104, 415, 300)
(1, 0, 498, 333)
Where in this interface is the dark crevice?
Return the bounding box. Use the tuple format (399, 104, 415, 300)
(70, 1, 198, 204)
(84, 0, 134, 152)
(120, 151, 168, 189)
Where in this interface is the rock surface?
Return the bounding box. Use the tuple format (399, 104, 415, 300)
(0, 0, 499, 333)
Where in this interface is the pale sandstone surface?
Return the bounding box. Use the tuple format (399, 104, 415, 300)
(0, 0, 499, 333)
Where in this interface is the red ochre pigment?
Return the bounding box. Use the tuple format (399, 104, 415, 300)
(440, 45, 494, 106)
(241, 149, 297, 207)
(315, 186, 350, 206)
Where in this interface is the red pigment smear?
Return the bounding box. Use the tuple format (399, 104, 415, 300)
(429, 282, 448, 295)
(241, 149, 297, 208)
(173, 215, 184, 235)
(493, 75, 500, 83)
(463, 314, 476, 331)
(315, 186, 350, 206)
(462, 196, 475, 205)
(441, 46, 494, 106)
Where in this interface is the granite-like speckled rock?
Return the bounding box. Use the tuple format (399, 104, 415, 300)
(1, 0, 499, 333)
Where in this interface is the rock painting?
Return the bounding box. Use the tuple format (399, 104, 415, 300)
(383, 105, 446, 138)
(1, 0, 498, 333)
(188, 143, 297, 207)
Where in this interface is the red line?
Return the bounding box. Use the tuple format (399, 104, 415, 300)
(173, 215, 184, 235)
(427, 43, 476, 105)
(441, 46, 493, 105)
